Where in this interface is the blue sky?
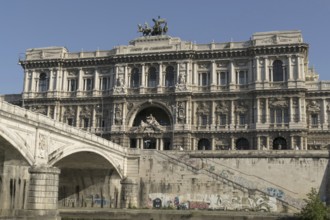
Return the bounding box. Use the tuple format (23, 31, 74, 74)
(0, 0, 329, 94)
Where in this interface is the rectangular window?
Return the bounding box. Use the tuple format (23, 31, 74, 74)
(100, 77, 109, 90)
(84, 78, 93, 91)
(201, 115, 208, 125)
(199, 72, 209, 86)
(67, 79, 77, 91)
(239, 114, 246, 125)
(83, 118, 89, 128)
(276, 110, 282, 124)
(220, 114, 227, 125)
(311, 114, 318, 125)
(220, 72, 227, 85)
(239, 71, 245, 85)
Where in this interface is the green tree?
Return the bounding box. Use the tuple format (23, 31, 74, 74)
(298, 188, 328, 220)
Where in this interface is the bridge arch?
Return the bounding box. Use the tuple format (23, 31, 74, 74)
(49, 144, 124, 178)
(0, 124, 34, 165)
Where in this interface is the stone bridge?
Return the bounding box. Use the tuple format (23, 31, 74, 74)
(0, 101, 329, 219)
(0, 100, 137, 219)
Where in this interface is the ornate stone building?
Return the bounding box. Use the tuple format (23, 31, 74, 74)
(19, 30, 330, 151)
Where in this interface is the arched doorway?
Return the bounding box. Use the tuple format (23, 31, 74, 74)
(236, 138, 250, 150)
(132, 106, 172, 149)
(54, 152, 121, 209)
(273, 137, 288, 150)
(198, 138, 211, 150)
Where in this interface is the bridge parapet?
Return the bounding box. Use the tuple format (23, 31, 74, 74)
(0, 100, 127, 156)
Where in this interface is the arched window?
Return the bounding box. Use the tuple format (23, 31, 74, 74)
(273, 137, 288, 150)
(198, 138, 211, 150)
(39, 72, 49, 92)
(131, 68, 139, 88)
(148, 67, 157, 87)
(236, 138, 249, 150)
(273, 60, 284, 82)
(165, 66, 174, 87)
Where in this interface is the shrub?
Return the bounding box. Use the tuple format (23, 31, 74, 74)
(297, 188, 328, 220)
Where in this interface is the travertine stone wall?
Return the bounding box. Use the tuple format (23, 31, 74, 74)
(26, 166, 60, 210)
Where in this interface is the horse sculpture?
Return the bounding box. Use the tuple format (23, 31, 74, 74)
(138, 16, 168, 37)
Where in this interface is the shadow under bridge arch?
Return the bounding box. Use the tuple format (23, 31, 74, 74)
(52, 148, 124, 209)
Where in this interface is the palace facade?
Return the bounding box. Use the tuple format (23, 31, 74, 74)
(19, 30, 330, 151)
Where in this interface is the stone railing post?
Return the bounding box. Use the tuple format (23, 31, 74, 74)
(23, 166, 60, 219)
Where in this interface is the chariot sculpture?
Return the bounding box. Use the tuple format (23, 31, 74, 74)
(138, 16, 168, 36)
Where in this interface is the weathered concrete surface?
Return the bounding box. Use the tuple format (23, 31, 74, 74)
(136, 150, 329, 213)
(59, 208, 298, 220)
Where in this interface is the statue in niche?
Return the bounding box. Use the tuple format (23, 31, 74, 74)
(114, 104, 122, 125)
(113, 77, 126, 94)
(178, 73, 186, 84)
(177, 102, 186, 124)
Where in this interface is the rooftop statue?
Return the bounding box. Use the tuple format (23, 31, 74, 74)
(138, 16, 168, 37)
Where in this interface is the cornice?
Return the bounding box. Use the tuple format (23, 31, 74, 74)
(19, 44, 308, 69)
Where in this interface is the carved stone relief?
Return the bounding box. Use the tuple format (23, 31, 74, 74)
(131, 114, 164, 133)
(270, 98, 288, 109)
(38, 133, 48, 159)
(215, 101, 229, 114)
(307, 100, 320, 113)
(235, 101, 248, 114)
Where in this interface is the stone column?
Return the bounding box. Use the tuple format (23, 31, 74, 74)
(291, 136, 295, 150)
(231, 136, 235, 150)
(210, 60, 216, 88)
(229, 60, 236, 90)
(265, 98, 269, 124)
(264, 57, 269, 82)
(158, 63, 162, 87)
(94, 68, 99, 91)
(256, 98, 260, 124)
(121, 178, 138, 208)
(31, 71, 37, 93)
(193, 62, 198, 86)
(23, 70, 30, 93)
(176, 63, 180, 83)
(140, 64, 145, 94)
(266, 136, 270, 150)
(24, 166, 60, 219)
(322, 99, 328, 129)
(48, 70, 54, 92)
(230, 100, 235, 129)
(287, 56, 293, 81)
(257, 136, 261, 150)
(289, 97, 294, 123)
(255, 57, 260, 82)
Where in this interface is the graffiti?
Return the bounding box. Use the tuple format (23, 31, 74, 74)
(148, 192, 277, 212)
(267, 187, 284, 199)
(153, 198, 162, 208)
(189, 201, 209, 209)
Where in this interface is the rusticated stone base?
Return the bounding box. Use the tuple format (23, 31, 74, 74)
(24, 166, 61, 219)
(121, 178, 138, 208)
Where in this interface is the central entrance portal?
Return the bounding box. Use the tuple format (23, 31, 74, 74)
(130, 106, 172, 150)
